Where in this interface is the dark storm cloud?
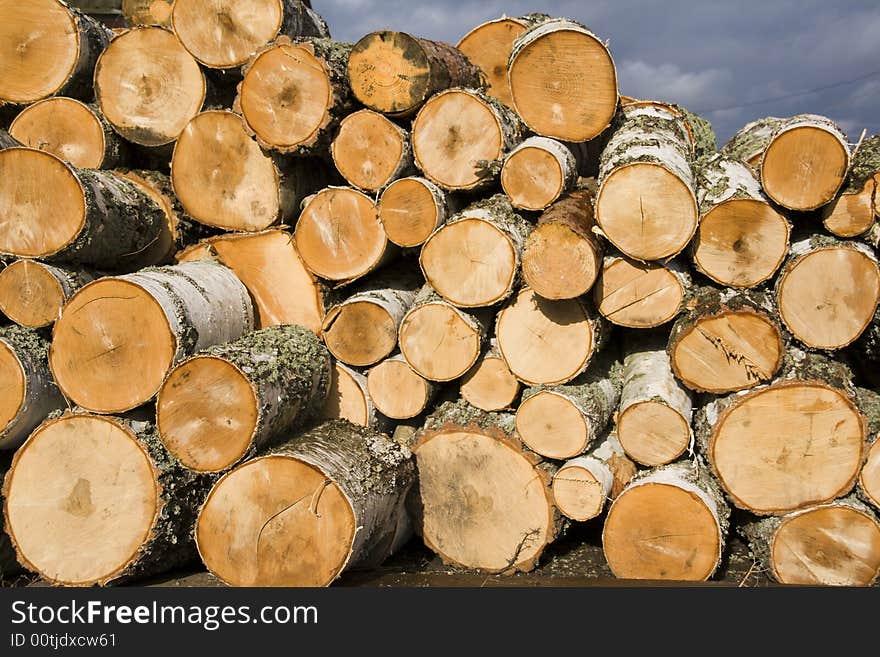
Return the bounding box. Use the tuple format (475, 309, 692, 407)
(315, 0, 880, 145)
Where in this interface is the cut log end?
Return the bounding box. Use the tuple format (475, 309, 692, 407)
(123, 0, 174, 27)
(522, 223, 600, 300)
(552, 461, 608, 522)
(367, 358, 431, 420)
(3, 415, 158, 586)
(594, 257, 685, 328)
(460, 356, 520, 412)
(196, 454, 355, 586)
(50, 278, 175, 414)
(516, 392, 590, 460)
(379, 177, 445, 247)
(0, 261, 66, 328)
(157, 356, 257, 472)
(617, 401, 690, 467)
(399, 303, 481, 382)
(9, 98, 107, 169)
(456, 18, 527, 107)
(331, 110, 409, 192)
(862, 440, 880, 510)
(694, 199, 790, 288)
(0, 341, 25, 433)
(318, 363, 372, 427)
(322, 300, 399, 367)
(823, 175, 879, 238)
(596, 163, 698, 261)
(501, 145, 565, 211)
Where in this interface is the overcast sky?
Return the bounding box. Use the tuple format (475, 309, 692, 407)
(316, 0, 880, 146)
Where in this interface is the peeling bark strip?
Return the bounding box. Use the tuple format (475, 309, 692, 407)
(50, 260, 254, 414)
(237, 37, 354, 157)
(695, 349, 866, 515)
(420, 194, 531, 308)
(0, 261, 94, 329)
(413, 400, 562, 573)
(552, 430, 637, 522)
(508, 17, 618, 142)
(602, 459, 730, 581)
(501, 136, 580, 211)
(412, 88, 523, 192)
(0, 0, 113, 105)
(157, 325, 332, 473)
(618, 331, 693, 467)
(2, 412, 215, 586)
(691, 154, 790, 288)
(0, 327, 66, 450)
(595, 103, 699, 261)
(331, 109, 414, 192)
(822, 135, 880, 238)
(172, 0, 328, 70)
(741, 497, 880, 586)
(667, 286, 785, 394)
(196, 420, 415, 587)
(775, 236, 880, 350)
(9, 97, 128, 169)
(347, 31, 483, 117)
(0, 148, 167, 270)
(522, 188, 603, 300)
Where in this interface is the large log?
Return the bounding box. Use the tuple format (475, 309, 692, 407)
(95, 27, 207, 149)
(602, 459, 729, 581)
(367, 353, 437, 420)
(0, 261, 94, 329)
(378, 176, 454, 248)
(196, 420, 415, 586)
(2, 412, 214, 586)
(775, 235, 880, 350)
(171, 0, 329, 70)
(822, 135, 879, 238)
(500, 137, 580, 211)
(9, 97, 127, 169)
(0, 148, 167, 270)
(331, 109, 414, 192)
(695, 350, 866, 515)
(722, 114, 851, 210)
(172, 110, 331, 232)
(459, 339, 520, 412)
(420, 194, 531, 307)
(0, 0, 113, 105)
(157, 325, 331, 473)
(237, 37, 353, 156)
(413, 401, 562, 573)
(411, 89, 523, 192)
(50, 260, 254, 414)
(347, 31, 483, 117)
(507, 18, 617, 142)
(595, 103, 698, 261)
(495, 287, 607, 386)
(0, 327, 66, 450)
(522, 188, 603, 300)
(742, 497, 880, 586)
(691, 154, 790, 288)
(667, 286, 785, 394)
(618, 332, 693, 467)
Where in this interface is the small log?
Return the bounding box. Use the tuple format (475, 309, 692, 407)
(2, 412, 214, 586)
(398, 286, 489, 382)
(822, 135, 879, 238)
(317, 362, 385, 431)
(420, 194, 531, 307)
(618, 332, 693, 467)
(347, 31, 483, 117)
(692, 154, 790, 288)
(496, 287, 607, 386)
(413, 401, 562, 573)
(515, 354, 622, 460)
(775, 235, 880, 350)
(9, 97, 127, 169)
(237, 37, 354, 156)
(552, 430, 637, 522)
(856, 387, 880, 511)
(501, 136, 580, 211)
(508, 17, 618, 142)
(0, 0, 113, 105)
(411, 88, 524, 191)
(667, 286, 785, 393)
(459, 339, 520, 412)
(196, 420, 415, 586)
(122, 0, 173, 27)
(157, 325, 332, 473)
(0, 261, 94, 329)
(331, 109, 414, 192)
(742, 497, 880, 586)
(367, 353, 436, 420)
(95, 26, 207, 149)
(171, 0, 329, 70)
(602, 459, 730, 581)
(294, 186, 393, 283)
(378, 176, 454, 248)
(695, 349, 866, 515)
(595, 102, 698, 261)
(50, 260, 255, 414)
(522, 188, 603, 300)
(0, 148, 167, 270)
(0, 327, 66, 450)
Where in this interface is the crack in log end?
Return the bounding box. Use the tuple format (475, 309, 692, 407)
(694, 325, 765, 381)
(501, 527, 542, 574)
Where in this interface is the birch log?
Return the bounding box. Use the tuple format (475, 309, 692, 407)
(822, 135, 879, 238)
(501, 137, 580, 211)
(367, 353, 436, 420)
(318, 362, 384, 431)
(0, 261, 93, 329)
(379, 176, 454, 248)
(122, 0, 173, 27)
(459, 339, 520, 412)
(331, 109, 414, 192)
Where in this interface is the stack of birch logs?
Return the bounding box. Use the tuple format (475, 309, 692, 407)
(0, 0, 879, 587)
